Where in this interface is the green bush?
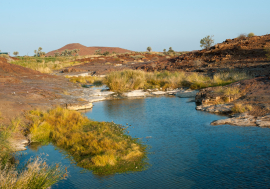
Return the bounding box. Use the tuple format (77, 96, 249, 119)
(247, 32, 255, 37)
(200, 35, 214, 49)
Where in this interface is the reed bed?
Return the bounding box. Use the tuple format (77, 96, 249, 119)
(27, 107, 147, 175)
(104, 70, 251, 92)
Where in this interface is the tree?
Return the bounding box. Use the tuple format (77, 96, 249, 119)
(95, 49, 101, 55)
(54, 52, 60, 57)
(13, 51, 19, 56)
(200, 35, 214, 49)
(147, 47, 152, 52)
(168, 47, 174, 53)
(34, 47, 46, 57)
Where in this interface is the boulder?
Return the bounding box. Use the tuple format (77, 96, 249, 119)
(176, 89, 199, 98)
(66, 102, 93, 110)
(123, 90, 148, 97)
(196, 104, 233, 114)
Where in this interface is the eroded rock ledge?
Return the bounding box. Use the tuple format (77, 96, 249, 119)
(211, 113, 270, 127)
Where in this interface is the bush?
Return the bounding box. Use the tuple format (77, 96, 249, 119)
(265, 48, 270, 59)
(103, 51, 110, 56)
(247, 32, 255, 37)
(200, 35, 214, 49)
(13, 51, 19, 56)
(147, 47, 152, 52)
(238, 34, 247, 39)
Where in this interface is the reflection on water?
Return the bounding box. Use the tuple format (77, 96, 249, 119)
(19, 97, 270, 188)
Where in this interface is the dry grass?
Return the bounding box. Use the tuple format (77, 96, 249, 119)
(232, 103, 253, 113)
(0, 156, 66, 189)
(104, 70, 251, 92)
(27, 107, 147, 174)
(9, 56, 82, 73)
(67, 76, 103, 85)
(215, 86, 240, 96)
(0, 120, 66, 189)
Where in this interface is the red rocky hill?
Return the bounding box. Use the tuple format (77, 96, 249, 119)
(46, 43, 133, 56)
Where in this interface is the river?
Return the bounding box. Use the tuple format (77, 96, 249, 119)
(18, 97, 270, 188)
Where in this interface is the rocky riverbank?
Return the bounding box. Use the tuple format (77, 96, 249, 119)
(195, 75, 270, 127)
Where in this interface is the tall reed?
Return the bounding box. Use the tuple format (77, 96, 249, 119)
(104, 70, 251, 92)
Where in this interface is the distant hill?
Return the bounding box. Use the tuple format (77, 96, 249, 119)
(46, 43, 133, 56)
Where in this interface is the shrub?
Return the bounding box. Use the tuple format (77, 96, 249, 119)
(168, 47, 174, 53)
(147, 47, 152, 52)
(238, 34, 247, 40)
(200, 35, 214, 49)
(192, 59, 203, 67)
(265, 48, 270, 59)
(103, 51, 110, 56)
(247, 32, 255, 37)
(13, 51, 19, 56)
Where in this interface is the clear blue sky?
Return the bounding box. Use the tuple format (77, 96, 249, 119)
(1, 0, 270, 55)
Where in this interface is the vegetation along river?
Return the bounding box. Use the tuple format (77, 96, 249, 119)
(18, 97, 270, 188)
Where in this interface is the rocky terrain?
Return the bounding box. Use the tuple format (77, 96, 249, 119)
(46, 43, 132, 56)
(0, 57, 93, 125)
(2, 34, 270, 129)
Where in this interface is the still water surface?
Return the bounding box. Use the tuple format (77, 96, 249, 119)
(20, 97, 270, 188)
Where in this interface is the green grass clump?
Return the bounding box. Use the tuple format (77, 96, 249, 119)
(27, 107, 147, 175)
(104, 70, 251, 92)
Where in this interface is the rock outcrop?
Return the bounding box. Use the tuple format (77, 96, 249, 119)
(211, 113, 270, 127)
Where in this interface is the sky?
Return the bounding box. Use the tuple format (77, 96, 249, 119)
(1, 0, 270, 55)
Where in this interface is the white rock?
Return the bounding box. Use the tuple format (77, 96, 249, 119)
(67, 102, 93, 110)
(123, 90, 148, 97)
(151, 91, 167, 95)
(166, 90, 178, 95)
(176, 89, 199, 98)
(257, 121, 270, 127)
(92, 90, 115, 96)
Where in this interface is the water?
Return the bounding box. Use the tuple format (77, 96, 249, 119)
(19, 97, 270, 188)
